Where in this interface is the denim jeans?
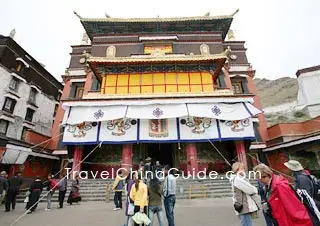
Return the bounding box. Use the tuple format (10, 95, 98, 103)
(149, 205, 165, 226)
(164, 195, 176, 226)
(47, 191, 53, 209)
(239, 213, 253, 226)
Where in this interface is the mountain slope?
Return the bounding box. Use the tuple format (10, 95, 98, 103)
(254, 77, 298, 108)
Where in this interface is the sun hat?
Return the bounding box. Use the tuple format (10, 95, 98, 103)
(0, 171, 6, 175)
(145, 157, 152, 161)
(284, 160, 304, 172)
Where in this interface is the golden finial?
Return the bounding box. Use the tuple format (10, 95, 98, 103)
(73, 11, 82, 19)
(231, 9, 239, 17)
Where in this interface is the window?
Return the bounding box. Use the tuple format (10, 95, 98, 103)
(232, 82, 243, 94)
(28, 88, 37, 104)
(101, 72, 215, 95)
(9, 78, 19, 92)
(75, 85, 84, 98)
(53, 104, 59, 117)
(21, 127, 28, 140)
(2, 97, 16, 114)
(16, 62, 25, 73)
(25, 108, 35, 122)
(0, 120, 9, 134)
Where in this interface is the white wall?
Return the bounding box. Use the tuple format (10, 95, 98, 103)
(0, 65, 55, 139)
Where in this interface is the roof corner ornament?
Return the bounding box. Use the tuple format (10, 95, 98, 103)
(106, 45, 116, 58)
(224, 46, 231, 57)
(204, 11, 210, 17)
(65, 68, 70, 76)
(200, 44, 210, 55)
(9, 29, 16, 39)
(81, 33, 89, 45)
(231, 9, 240, 17)
(73, 11, 82, 19)
(105, 12, 111, 18)
(227, 29, 235, 41)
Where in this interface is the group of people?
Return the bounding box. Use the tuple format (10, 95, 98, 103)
(0, 171, 23, 212)
(112, 162, 176, 226)
(231, 160, 320, 226)
(0, 171, 81, 214)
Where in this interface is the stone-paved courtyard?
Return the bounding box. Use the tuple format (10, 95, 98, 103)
(0, 198, 265, 226)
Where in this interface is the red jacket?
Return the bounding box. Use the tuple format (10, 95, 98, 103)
(268, 174, 312, 226)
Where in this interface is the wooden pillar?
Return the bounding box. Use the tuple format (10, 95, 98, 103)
(235, 141, 248, 171)
(72, 146, 83, 174)
(121, 144, 133, 171)
(186, 143, 199, 175)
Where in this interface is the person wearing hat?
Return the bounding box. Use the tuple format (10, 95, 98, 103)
(0, 171, 7, 205)
(284, 160, 314, 198)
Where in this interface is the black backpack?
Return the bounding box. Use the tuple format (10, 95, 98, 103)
(309, 175, 320, 201)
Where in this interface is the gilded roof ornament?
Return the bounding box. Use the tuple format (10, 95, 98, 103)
(9, 29, 16, 39)
(81, 33, 89, 45)
(204, 12, 210, 16)
(73, 11, 82, 19)
(227, 29, 235, 41)
(105, 12, 111, 18)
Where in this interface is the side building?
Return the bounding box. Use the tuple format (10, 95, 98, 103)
(0, 34, 63, 183)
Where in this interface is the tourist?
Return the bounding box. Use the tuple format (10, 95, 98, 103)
(148, 177, 165, 226)
(58, 174, 67, 208)
(230, 162, 260, 226)
(154, 161, 163, 179)
(163, 165, 176, 226)
(0, 171, 7, 206)
(112, 170, 125, 211)
(26, 176, 43, 214)
(284, 160, 320, 225)
(284, 160, 314, 197)
(125, 171, 136, 226)
(43, 174, 57, 210)
(5, 171, 23, 212)
(129, 173, 148, 226)
(254, 163, 313, 226)
(67, 174, 81, 205)
(144, 157, 152, 183)
(257, 180, 274, 226)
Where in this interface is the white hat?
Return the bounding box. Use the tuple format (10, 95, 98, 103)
(0, 171, 6, 175)
(284, 160, 304, 172)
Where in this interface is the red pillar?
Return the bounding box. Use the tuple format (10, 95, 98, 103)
(235, 141, 248, 171)
(121, 144, 133, 171)
(186, 143, 199, 175)
(72, 146, 83, 174)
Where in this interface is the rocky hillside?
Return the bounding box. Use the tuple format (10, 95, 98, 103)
(254, 77, 311, 126)
(254, 77, 299, 108)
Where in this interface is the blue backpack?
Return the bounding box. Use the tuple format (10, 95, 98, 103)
(116, 180, 124, 190)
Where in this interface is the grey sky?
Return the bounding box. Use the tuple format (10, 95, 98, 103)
(1, 0, 319, 82)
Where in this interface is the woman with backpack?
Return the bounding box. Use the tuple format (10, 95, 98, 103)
(112, 170, 125, 211)
(230, 162, 260, 226)
(148, 177, 165, 226)
(254, 163, 313, 226)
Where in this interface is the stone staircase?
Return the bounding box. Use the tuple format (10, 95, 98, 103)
(16, 178, 258, 203)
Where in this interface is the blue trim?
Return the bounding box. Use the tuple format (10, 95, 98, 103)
(137, 119, 140, 143)
(63, 136, 255, 145)
(216, 119, 221, 141)
(243, 102, 253, 117)
(96, 122, 101, 142)
(62, 141, 99, 145)
(176, 118, 181, 141)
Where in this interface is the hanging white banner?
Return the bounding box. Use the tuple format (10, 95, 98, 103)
(99, 118, 138, 143)
(65, 106, 128, 125)
(126, 104, 187, 119)
(62, 122, 98, 144)
(178, 117, 220, 141)
(187, 103, 262, 120)
(218, 118, 255, 139)
(139, 118, 178, 142)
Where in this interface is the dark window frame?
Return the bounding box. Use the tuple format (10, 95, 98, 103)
(2, 97, 17, 114)
(21, 127, 28, 140)
(25, 108, 35, 122)
(9, 77, 19, 92)
(28, 88, 37, 104)
(0, 120, 9, 135)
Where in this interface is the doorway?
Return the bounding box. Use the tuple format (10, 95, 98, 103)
(146, 143, 174, 167)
